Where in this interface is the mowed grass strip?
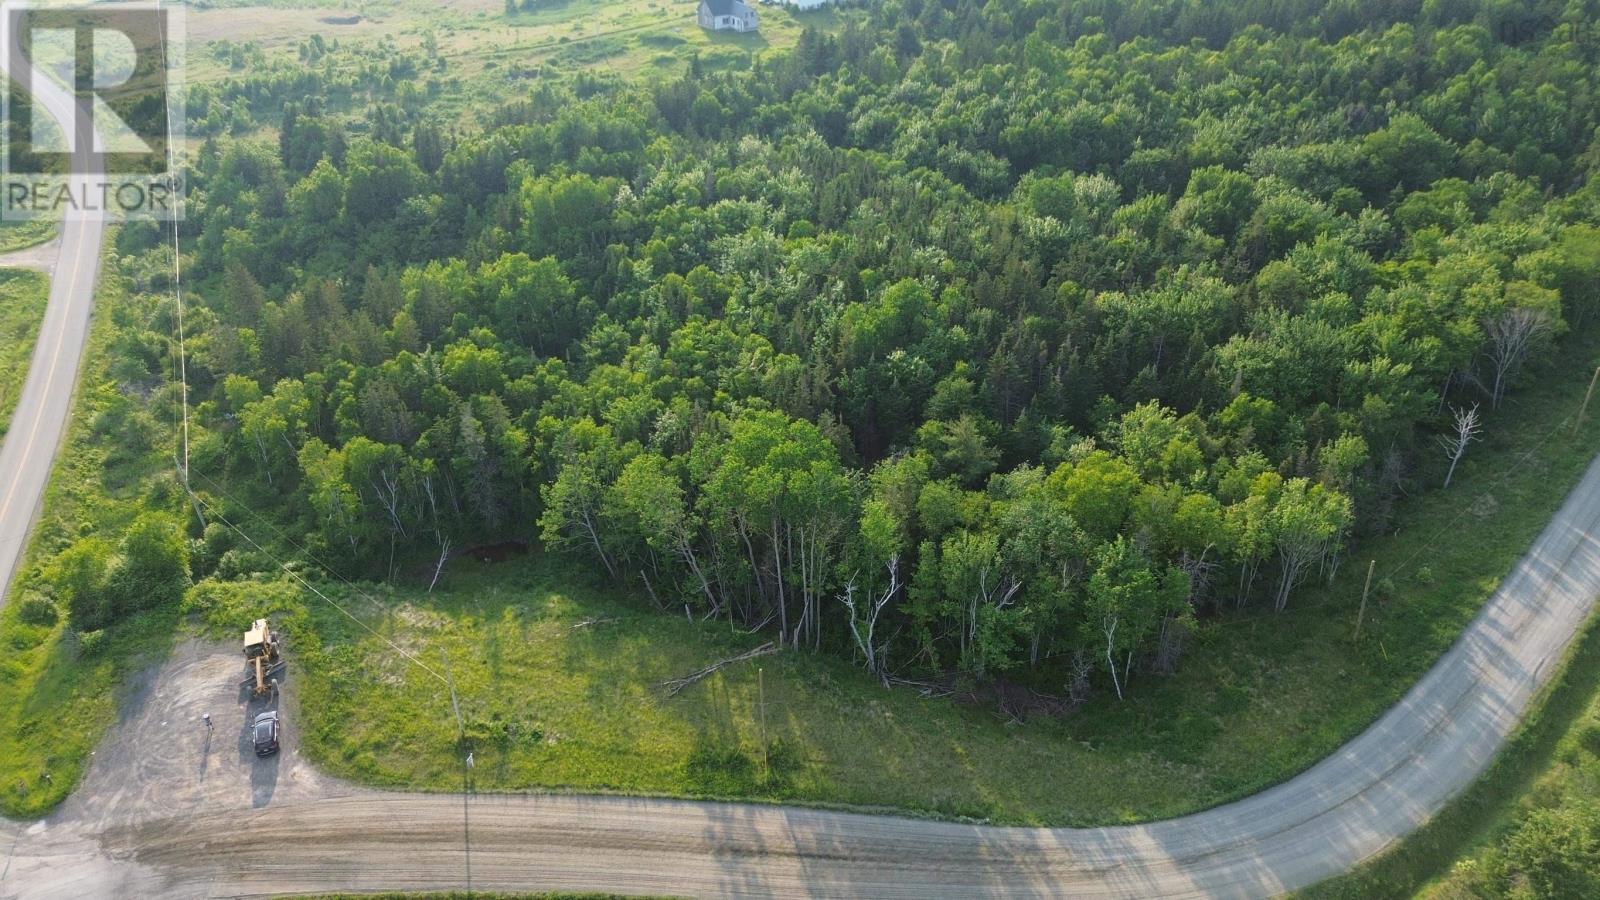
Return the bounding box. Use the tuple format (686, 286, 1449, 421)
(0, 269, 48, 434)
(291, 328, 1600, 826)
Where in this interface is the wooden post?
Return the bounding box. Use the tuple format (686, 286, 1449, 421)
(1578, 366, 1600, 435)
(758, 666, 768, 782)
(1355, 559, 1375, 643)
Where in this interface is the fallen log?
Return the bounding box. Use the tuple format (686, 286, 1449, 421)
(659, 642, 777, 696)
(570, 616, 620, 629)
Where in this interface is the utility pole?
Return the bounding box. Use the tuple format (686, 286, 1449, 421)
(1577, 366, 1600, 436)
(1355, 559, 1375, 644)
(443, 651, 471, 898)
(758, 666, 769, 783)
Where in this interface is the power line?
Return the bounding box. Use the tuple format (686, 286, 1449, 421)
(187, 490, 450, 686)
(143, 14, 473, 882)
(154, 1, 191, 493)
(149, 3, 446, 688)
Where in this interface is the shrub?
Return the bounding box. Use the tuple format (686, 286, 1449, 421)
(76, 628, 106, 657)
(181, 579, 303, 634)
(191, 521, 236, 578)
(1579, 720, 1600, 756)
(105, 512, 190, 619)
(16, 595, 57, 627)
(1497, 805, 1600, 899)
(53, 536, 112, 632)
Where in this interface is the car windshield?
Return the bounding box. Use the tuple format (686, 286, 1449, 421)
(255, 720, 273, 741)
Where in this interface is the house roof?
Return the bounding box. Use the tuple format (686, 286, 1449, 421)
(701, 0, 748, 16)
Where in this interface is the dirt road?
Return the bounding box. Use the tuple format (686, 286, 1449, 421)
(3, 446, 1598, 898)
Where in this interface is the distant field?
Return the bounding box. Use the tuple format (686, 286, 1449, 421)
(185, 0, 836, 90)
(0, 269, 48, 436)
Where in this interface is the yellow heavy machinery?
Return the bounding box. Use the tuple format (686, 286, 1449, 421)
(240, 618, 285, 696)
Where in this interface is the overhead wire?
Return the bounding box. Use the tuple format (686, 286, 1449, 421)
(151, 0, 449, 689)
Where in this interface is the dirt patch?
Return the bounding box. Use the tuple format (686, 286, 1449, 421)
(50, 638, 355, 833)
(1469, 492, 1500, 519)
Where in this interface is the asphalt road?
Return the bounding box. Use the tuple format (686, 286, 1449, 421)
(5, 24, 1600, 900)
(0, 37, 105, 614)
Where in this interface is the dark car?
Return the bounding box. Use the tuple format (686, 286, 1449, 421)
(253, 710, 281, 757)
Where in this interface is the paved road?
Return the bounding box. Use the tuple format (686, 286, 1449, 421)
(0, 32, 105, 614)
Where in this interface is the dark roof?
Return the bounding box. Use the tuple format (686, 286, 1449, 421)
(701, 0, 748, 16)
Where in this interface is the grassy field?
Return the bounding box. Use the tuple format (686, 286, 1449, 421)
(176, 327, 1600, 827)
(185, 0, 836, 93)
(0, 269, 48, 435)
(0, 243, 181, 818)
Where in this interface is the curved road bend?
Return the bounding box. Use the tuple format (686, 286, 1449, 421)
(0, 33, 105, 613)
(4, 34, 1600, 900)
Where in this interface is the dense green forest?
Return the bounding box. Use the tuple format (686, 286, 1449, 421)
(86, 0, 1600, 701)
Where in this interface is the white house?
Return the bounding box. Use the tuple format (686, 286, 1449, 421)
(697, 0, 758, 32)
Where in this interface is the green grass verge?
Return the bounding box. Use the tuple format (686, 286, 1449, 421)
(0, 239, 180, 817)
(0, 218, 55, 254)
(1300, 613, 1600, 897)
(200, 324, 1600, 827)
(0, 269, 48, 434)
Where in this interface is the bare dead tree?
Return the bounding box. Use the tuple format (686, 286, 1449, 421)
(1067, 650, 1094, 704)
(428, 536, 453, 593)
(1438, 404, 1482, 489)
(1102, 615, 1123, 701)
(840, 556, 899, 684)
(1483, 307, 1553, 408)
(1177, 548, 1217, 606)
